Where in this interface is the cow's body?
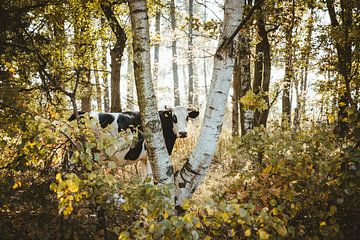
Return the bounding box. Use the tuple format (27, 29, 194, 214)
(68, 106, 199, 177)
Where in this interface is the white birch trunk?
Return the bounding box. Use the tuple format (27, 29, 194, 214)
(175, 0, 244, 206)
(129, 0, 174, 185)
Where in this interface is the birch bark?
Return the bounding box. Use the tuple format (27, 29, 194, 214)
(175, 0, 244, 206)
(170, 0, 180, 106)
(129, 0, 174, 184)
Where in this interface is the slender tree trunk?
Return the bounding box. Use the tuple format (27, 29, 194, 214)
(232, 56, 240, 137)
(281, 0, 295, 129)
(175, 0, 245, 207)
(259, 30, 271, 127)
(326, 0, 353, 137)
(203, 0, 208, 96)
(170, 0, 180, 106)
(92, 51, 102, 112)
(153, 6, 161, 89)
(129, 0, 174, 184)
(238, 28, 253, 135)
(81, 70, 92, 112)
(187, 0, 196, 106)
(101, 18, 110, 112)
(296, 8, 314, 128)
(126, 45, 135, 111)
(74, 18, 92, 112)
(101, 1, 127, 113)
(253, 4, 270, 128)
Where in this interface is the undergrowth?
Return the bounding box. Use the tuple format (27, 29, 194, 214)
(1, 120, 359, 239)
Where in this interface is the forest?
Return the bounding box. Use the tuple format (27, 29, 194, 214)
(0, 0, 359, 239)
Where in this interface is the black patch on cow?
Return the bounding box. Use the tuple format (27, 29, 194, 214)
(159, 111, 177, 155)
(115, 112, 144, 161)
(178, 182, 186, 188)
(68, 111, 86, 121)
(116, 112, 141, 132)
(98, 113, 115, 128)
(124, 138, 145, 161)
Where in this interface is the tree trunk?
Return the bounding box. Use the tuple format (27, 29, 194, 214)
(203, 0, 208, 96)
(259, 28, 271, 127)
(238, 28, 253, 136)
(253, 4, 270, 128)
(81, 70, 92, 112)
(170, 0, 180, 106)
(92, 51, 102, 112)
(232, 22, 252, 137)
(101, 18, 110, 112)
(175, 0, 244, 207)
(281, 0, 295, 129)
(187, 0, 196, 106)
(73, 17, 91, 112)
(126, 44, 135, 111)
(101, 1, 127, 113)
(326, 0, 353, 137)
(296, 8, 314, 129)
(153, 7, 161, 90)
(129, 0, 174, 184)
(232, 55, 240, 137)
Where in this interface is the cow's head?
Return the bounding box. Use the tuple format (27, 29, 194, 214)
(164, 106, 199, 138)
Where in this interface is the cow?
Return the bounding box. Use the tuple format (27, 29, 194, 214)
(68, 106, 199, 178)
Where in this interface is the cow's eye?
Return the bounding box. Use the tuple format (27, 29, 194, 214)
(173, 115, 177, 123)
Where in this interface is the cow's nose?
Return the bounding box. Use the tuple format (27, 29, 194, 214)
(179, 132, 187, 138)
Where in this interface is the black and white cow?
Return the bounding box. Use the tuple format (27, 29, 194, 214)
(68, 106, 199, 177)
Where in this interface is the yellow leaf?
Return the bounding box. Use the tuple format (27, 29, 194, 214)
(222, 212, 230, 222)
(66, 179, 79, 193)
(274, 224, 288, 237)
(245, 229, 251, 237)
(229, 228, 235, 237)
(56, 173, 62, 182)
(272, 207, 279, 216)
(339, 102, 347, 107)
(195, 221, 202, 228)
(258, 229, 269, 240)
(12, 181, 21, 189)
(183, 213, 192, 223)
(149, 224, 155, 233)
(119, 231, 131, 240)
(182, 198, 190, 210)
(63, 203, 73, 216)
(163, 211, 169, 219)
(320, 221, 327, 226)
(329, 205, 337, 216)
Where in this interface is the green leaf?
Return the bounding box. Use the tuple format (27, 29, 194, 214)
(108, 161, 116, 169)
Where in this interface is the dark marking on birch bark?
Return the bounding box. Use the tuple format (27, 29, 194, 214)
(131, 9, 144, 14)
(147, 119, 161, 131)
(166, 165, 174, 177)
(184, 160, 201, 176)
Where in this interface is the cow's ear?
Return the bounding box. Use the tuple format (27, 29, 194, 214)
(164, 111, 172, 118)
(188, 110, 199, 119)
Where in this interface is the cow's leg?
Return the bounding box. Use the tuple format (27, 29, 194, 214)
(138, 159, 153, 181)
(146, 159, 153, 178)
